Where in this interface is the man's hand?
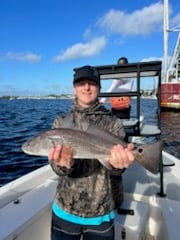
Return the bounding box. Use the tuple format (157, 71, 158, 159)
(48, 144, 74, 169)
(109, 143, 135, 169)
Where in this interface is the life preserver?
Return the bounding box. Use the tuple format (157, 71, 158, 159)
(110, 96, 131, 110)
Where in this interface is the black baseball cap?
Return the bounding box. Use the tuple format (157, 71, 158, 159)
(73, 65, 101, 87)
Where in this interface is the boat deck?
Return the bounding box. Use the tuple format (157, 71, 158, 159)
(123, 152, 180, 201)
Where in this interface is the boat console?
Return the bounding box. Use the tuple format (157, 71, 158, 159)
(96, 61, 162, 137)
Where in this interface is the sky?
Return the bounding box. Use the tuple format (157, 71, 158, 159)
(0, 0, 180, 96)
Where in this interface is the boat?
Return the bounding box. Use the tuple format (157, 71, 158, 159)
(1, 60, 180, 240)
(161, 31, 180, 110)
(0, 150, 179, 240)
(161, 0, 180, 110)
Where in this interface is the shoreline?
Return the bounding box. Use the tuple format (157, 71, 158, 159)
(0, 95, 157, 100)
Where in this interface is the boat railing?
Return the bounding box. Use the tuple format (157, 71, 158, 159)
(167, 32, 180, 81)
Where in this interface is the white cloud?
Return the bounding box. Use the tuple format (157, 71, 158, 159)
(0, 52, 41, 62)
(141, 57, 162, 62)
(170, 13, 180, 30)
(141, 56, 173, 73)
(97, 2, 164, 36)
(52, 37, 106, 62)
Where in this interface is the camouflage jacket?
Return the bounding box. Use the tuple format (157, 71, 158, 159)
(49, 99, 126, 218)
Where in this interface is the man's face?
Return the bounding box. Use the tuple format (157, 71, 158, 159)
(74, 79, 100, 108)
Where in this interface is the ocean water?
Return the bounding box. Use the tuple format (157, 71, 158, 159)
(0, 98, 179, 186)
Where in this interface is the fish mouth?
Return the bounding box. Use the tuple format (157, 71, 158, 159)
(21, 142, 31, 154)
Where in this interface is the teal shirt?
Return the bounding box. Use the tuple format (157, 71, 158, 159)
(52, 201, 115, 225)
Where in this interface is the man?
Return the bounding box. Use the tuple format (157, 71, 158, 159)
(48, 65, 134, 240)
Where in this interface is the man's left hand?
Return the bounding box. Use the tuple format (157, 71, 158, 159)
(109, 143, 135, 169)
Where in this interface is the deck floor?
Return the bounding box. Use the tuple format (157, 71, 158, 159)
(123, 161, 180, 201)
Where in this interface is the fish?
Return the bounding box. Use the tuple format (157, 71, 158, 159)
(21, 127, 162, 174)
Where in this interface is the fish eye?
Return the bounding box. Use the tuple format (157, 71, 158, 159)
(138, 148, 143, 154)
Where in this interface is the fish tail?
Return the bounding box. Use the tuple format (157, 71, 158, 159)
(133, 141, 163, 174)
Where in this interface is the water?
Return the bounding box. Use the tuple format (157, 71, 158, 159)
(0, 98, 179, 186)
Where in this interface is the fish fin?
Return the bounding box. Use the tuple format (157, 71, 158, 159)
(86, 125, 124, 145)
(98, 157, 112, 170)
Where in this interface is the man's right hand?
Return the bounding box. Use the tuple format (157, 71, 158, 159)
(48, 144, 74, 169)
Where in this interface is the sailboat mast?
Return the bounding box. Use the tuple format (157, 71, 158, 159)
(163, 0, 169, 83)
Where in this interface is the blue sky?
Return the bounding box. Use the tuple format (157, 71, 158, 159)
(0, 0, 180, 96)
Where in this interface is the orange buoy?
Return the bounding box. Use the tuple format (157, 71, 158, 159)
(110, 96, 131, 110)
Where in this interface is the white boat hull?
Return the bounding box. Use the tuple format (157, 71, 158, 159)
(0, 151, 180, 240)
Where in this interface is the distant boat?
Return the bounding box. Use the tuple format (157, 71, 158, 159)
(161, 0, 180, 110)
(161, 81, 180, 109)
